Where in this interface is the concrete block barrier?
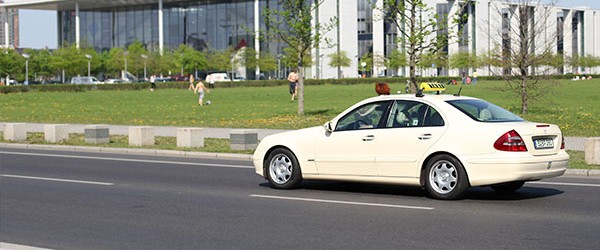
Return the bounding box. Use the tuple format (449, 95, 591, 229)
(44, 124, 70, 143)
(177, 128, 204, 148)
(3, 123, 27, 141)
(129, 126, 155, 147)
(584, 137, 600, 165)
(85, 125, 109, 144)
(230, 129, 258, 150)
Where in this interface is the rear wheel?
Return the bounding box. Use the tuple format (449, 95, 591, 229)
(491, 181, 525, 192)
(424, 155, 469, 200)
(265, 148, 302, 189)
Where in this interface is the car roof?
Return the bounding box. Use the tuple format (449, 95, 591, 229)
(366, 94, 479, 104)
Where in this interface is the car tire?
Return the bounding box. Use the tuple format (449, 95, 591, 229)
(265, 148, 302, 189)
(491, 181, 525, 192)
(424, 155, 469, 200)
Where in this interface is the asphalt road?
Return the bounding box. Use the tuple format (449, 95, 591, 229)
(1, 148, 599, 250)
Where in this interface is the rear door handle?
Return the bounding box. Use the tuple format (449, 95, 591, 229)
(418, 134, 432, 140)
(362, 135, 375, 141)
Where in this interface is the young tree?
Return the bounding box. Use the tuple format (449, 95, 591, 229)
(125, 41, 150, 78)
(206, 47, 240, 78)
(244, 50, 278, 79)
(174, 44, 207, 77)
(327, 50, 352, 70)
(385, 50, 407, 75)
(262, 0, 333, 115)
(378, 0, 466, 91)
(568, 54, 600, 74)
(0, 48, 23, 83)
(50, 43, 89, 81)
(105, 47, 127, 78)
(486, 0, 559, 114)
(449, 51, 479, 72)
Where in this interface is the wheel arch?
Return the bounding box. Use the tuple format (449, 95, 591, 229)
(262, 145, 298, 177)
(419, 151, 471, 187)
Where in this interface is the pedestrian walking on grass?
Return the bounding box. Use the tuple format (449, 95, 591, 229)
(287, 69, 299, 101)
(150, 75, 156, 91)
(194, 78, 210, 106)
(188, 74, 195, 91)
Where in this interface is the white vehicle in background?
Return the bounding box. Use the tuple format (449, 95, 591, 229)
(207, 73, 230, 82)
(105, 79, 124, 84)
(71, 76, 103, 84)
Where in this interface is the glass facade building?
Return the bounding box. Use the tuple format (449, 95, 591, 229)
(0, 6, 18, 48)
(59, 1, 265, 52)
(2, 0, 599, 77)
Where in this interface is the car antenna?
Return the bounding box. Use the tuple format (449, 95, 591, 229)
(454, 84, 463, 97)
(415, 88, 424, 97)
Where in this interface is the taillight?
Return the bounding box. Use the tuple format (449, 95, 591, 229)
(494, 130, 528, 152)
(561, 136, 565, 149)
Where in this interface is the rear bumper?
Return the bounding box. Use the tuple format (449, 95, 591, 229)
(464, 151, 569, 187)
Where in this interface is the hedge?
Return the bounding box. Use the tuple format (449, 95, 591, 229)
(1, 74, 597, 94)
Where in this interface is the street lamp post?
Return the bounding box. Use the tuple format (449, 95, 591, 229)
(141, 54, 148, 80)
(231, 55, 235, 80)
(85, 54, 92, 77)
(277, 54, 282, 79)
(22, 53, 30, 85)
(123, 51, 129, 81)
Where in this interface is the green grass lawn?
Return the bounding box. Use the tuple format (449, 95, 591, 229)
(1, 79, 599, 136)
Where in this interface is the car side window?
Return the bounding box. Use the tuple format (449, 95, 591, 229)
(423, 107, 445, 126)
(336, 101, 390, 131)
(386, 101, 444, 128)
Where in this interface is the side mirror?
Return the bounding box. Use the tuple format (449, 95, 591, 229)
(324, 121, 334, 133)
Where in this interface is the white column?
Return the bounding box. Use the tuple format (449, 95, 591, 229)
(254, 0, 260, 79)
(3, 8, 9, 48)
(339, 0, 358, 78)
(75, 2, 80, 49)
(372, 0, 384, 78)
(594, 11, 598, 58)
(159, 0, 164, 55)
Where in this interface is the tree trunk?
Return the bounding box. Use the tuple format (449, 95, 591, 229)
(409, 64, 417, 93)
(520, 76, 528, 114)
(297, 56, 304, 115)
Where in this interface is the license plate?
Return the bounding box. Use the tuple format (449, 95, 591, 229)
(534, 138, 554, 149)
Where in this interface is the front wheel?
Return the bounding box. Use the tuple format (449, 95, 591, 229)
(265, 148, 302, 189)
(424, 155, 469, 200)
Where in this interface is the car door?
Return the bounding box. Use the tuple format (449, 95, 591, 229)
(375, 100, 448, 177)
(315, 101, 391, 176)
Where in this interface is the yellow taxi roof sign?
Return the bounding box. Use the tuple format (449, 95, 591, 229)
(419, 82, 446, 92)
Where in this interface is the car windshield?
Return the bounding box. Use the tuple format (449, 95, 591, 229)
(447, 99, 524, 122)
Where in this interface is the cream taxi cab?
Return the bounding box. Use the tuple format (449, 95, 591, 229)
(252, 84, 569, 200)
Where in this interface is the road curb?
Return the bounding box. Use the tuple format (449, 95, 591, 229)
(565, 169, 600, 177)
(1, 143, 598, 176)
(0, 143, 253, 161)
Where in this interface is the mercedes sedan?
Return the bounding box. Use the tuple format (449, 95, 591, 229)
(252, 93, 569, 200)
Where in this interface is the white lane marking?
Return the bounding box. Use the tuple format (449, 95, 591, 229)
(0, 242, 53, 250)
(0, 151, 252, 169)
(531, 181, 600, 188)
(250, 194, 434, 210)
(1, 174, 114, 186)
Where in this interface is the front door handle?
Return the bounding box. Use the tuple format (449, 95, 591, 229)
(362, 135, 375, 141)
(418, 134, 432, 140)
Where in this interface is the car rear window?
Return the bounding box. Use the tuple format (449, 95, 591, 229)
(446, 99, 524, 122)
